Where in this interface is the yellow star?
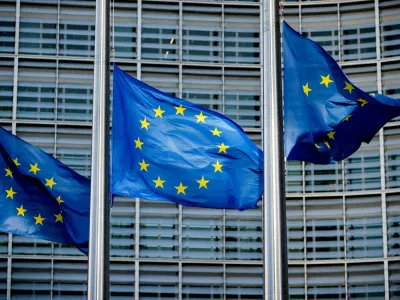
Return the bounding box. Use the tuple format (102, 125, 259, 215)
(324, 141, 331, 150)
(327, 131, 336, 140)
(13, 158, 21, 166)
(16, 205, 27, 217)
(5, 168, 12, 178)
(302, 83, 312, 96)
(140, 117, 151, 130)
(5, 187, 16, 199)
(320, 74, 334, 88)
(315, 144, 322, 149)
(344, 81, 354, 94)
(175, 105, 187, 116)
(134, 137, 144, 150)
(212, 160, 223, 173)
(153, 106, 165, 118)
(357, 98, 368, 107)
(54, 212, 63, 223)
(138, 159, 150, 172)
(153, 176, 165, 188)
(342, 115, 352, 122)
(56, 196, 64, 205)
(196, 176, 209, 189)
(370, 93, 376, 97)
(45, 177, 56, 189)
(29, 163, 41, 175)
(210, 128, 222, 137)
(195, 111, 207, 123)
(34, 214, 45, 225)
(217, 143, 229, 154)
(175, 182, 188, 195)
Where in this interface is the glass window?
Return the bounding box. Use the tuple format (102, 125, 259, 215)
(380, 0, 400, 58)
(283, 7, 300, 32)
(286, 198, 304, 260)
(182, 207, 223, 260)
(182, 264, 223, 299)
(0, 233, 7, 255)
(59, 2, 95, 57)
(225, 265, 263, 299)
(307, 265, 345, 299)
(384, 126, 400, 189)
(345, 135, 380, 191)
(142, 2, 179, 61)
(346, 195, 383, 258)
(0, 259, 6, 296)
(110, 196, 135, 258)
(304, 162, 343, 193)
(342, 64, 378, 94)
(53, 260, 87, 299)
(382, 61, 400, 122)
(387, 193, 400, 257)
(225, 208, 262, 260)
(0, 2, 16, 54)
(139, 200, 179, 258)
(0, 58, 14, 119)
(182, 66, 223, 112)
(347, 263, 385, 299)
(340, 2, 376, 61)
(183, 4, 222, 63)
(110, 261, 135, 299)
(11, 259, 52, 298)
(288, 266, 305, 300)
(389, 261, 400, 299)
(56, 125, 91, 177)
(302, 5, 339, 60)
(305, 197, 344, 260)
(17, 59, 56, 120)
(139, 263, 178, 299)
(286, 160, 303, 193)
(142, 64, 179, 97)
(224, 5, 260, 64)
(19, 3, 57, 55)
(57, 61, 93, 122)
(224, 67, 261, 128)
(112, 0, 137, 59)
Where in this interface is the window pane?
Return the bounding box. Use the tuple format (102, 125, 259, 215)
(110, 261, 135, 299)
(182, 264, 223, 299)
(0, 58, 14, 119)
(306, 197, 344, 260)
(384, 126, 400, 189)
(307, 265, 345, 299)
(142, 64, 179, 96)
(348, 263, 385, 299)
(225, 208, 262, 260)
(139, 200, 179, 258)
(112, 0, 137, 59)
(183, 4, 222, 63)
(17, 60, 56, 120)
(53, 260, 87, 299)
(287, 198, 304, 260)
(389, 261, 400, 300)
(139, 263, 178, 299)
(0, 2, 16, 54)
(224, 5, 260, 64)
(380, 0, 400, 58)
(340, 2, 376, 61)
(305, 162, 343, 193)
(289, 266, 305, 300)
(19, 3, 57, 55)
(346, 195, 383, 258)
(382, 61, 400, 122)
(226, 265, 263, 299)
(286, 160, 303, 193)
(387, 193, 400, 257)
(142, 2, 178, 61)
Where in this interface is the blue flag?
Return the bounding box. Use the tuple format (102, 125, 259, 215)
(112, 65, 263, 211)
(283, 21, 400, 164)
(0, 127, 90, 251)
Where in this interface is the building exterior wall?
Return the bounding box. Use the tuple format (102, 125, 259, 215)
(0, 0, 398, 299)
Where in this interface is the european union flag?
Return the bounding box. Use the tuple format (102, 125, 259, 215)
(283, 21, 400, 164)
(0, 127, 90, 250)
(112, 65, 263, 211)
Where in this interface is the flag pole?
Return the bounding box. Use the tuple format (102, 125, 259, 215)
(262, 0, 288, 299)
(88, 0, 110, 298)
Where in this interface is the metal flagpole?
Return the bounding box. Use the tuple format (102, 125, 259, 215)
(88, 0, 110, 298)
(262, 0, 288, 299)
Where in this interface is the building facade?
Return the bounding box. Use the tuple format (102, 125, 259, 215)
(0, 0, 399, 299)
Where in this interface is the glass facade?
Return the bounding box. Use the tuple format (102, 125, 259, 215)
(0, 0, 398, 299)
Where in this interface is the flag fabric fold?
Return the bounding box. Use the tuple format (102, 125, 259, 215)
(112, 65, 263, 211)
(283, 20, 400, 164)
(0, 127, 90, 251)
